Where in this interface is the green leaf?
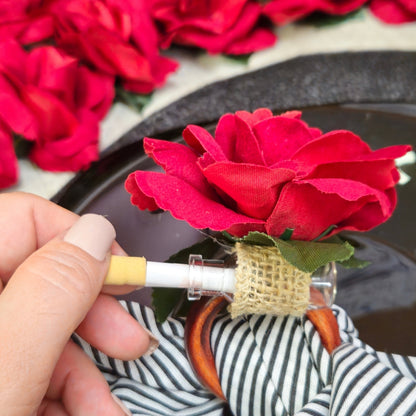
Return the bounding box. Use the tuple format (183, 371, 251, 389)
(152, 237, 221, 322)
(299, 8, 365, 28)
(273, 239, 355, 273)
(223, 53, 251, 65)
(221, 231, 238, 243)
(238, 231, 276, 246)
(229, 231, 361, 272)
(166, 237, 221, 264)
(152, 288, 185, 323)
(279, 228, 294, 241)
(312, 225, 337, 241)
(13, 135, 33, 158)
(338, 255, 370, 269)
(115, 86, 152, 112)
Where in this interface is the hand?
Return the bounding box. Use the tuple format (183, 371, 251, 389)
(0, 192, 155, 415)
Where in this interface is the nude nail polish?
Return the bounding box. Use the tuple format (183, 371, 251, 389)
(143, 328, 159, 356)
(64, 214, 116, 261)
(112, 394, 132, 415)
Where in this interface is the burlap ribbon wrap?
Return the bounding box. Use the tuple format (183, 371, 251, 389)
(229, 243, 312, 318)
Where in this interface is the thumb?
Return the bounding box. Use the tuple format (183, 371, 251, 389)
(0, 214, 115, 410)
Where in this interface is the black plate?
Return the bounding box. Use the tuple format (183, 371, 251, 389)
(53, 52, 416, 355)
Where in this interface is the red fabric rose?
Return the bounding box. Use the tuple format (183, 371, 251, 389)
(150, 0, 277, 55)
(0, 40, 114, 172)
(49, 0, 178, 94)
(262, 0, 368, 25)
(126, 108, 410, 241)
(0, 0, 54, 44)
(0, 121, 18, 189)
(369, 0, 416, 23)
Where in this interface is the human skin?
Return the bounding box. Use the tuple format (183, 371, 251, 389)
(0, 192, 154, 415)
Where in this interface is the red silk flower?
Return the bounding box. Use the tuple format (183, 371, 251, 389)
(369, 0, 416, 23)
(49, 0, 178, 94)
(0, 122, 18, 189)
(126, 109, 410, 241)
(262, 0, 368, 25)
(0, 40, 114, 172)
(150, 0, 277, 55)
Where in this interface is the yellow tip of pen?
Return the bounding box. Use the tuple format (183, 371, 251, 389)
(105, 256, 147, 286)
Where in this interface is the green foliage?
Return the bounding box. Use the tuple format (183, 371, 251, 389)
(152, 288, 185, 323)
(13, 135, 34, 158)
(151, 237, 221, 322)
(298, 8, 365, 28)
(223, 53, 251, 65)
(227, 231, 361, 273)
(115, 86, 152, 112)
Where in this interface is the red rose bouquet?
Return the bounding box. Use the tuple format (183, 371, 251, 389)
(126, 108, 410, 274)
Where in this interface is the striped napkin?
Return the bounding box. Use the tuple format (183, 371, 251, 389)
(74, 302, 416, 415)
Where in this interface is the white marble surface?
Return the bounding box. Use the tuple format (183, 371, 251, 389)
(3, 9, 416, 200)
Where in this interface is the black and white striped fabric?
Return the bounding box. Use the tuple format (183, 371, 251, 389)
(73, 302, 416, 415)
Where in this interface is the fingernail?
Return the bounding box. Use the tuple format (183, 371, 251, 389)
(111, 394, 132, 415)
(143, 328, 159, 356)
(64, 214, 116, 261)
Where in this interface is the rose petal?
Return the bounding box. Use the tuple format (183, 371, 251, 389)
(291, 130, 371, 165)
(183, 125, 227, 161)
(213, 110, 274, 162)
(22, 85, 78, 142)
(370, 0, 416, 23)
(29, 110, 99, 171)
(153, 0, 247, 34)
(128, 170, 264, 231)
(226, 222, 267, 237)
(0, 39, 28, 80)
(125, 172, 159, 211)
(334, 188, 397, 234)
(224, 27, 277, 55)
(236, 108, 274, 126)
(280, 110, 302, 119)
(76, 66, 115, 119)
(365, 144, 411, 160)
(161, 1, 274, 54)
(305, 178, 391, 216)
(263, 0, 367, 24)
(253, 115, 315, 165)
(266, 178, 392, 240)
(320, 0, 368, 14)
(214, 113, 237, 160)
(0, 123, 18, 189)
(0, 88, 38, 140)
(57, 26, 153, 82)
(143, 138, 219, 200)
(125, 0, 179, 92)
(122, 55, 178, 94)
(203, 162, 295, 219)
(27, 47, 78, 107)
(233, 113, 265, 165)
(308, 144, 411, 190)
(309, 160, 399, 190)
(262, 0, 317, 24)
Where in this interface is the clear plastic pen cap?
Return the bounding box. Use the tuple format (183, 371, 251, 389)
(309, 262, 337, 309)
